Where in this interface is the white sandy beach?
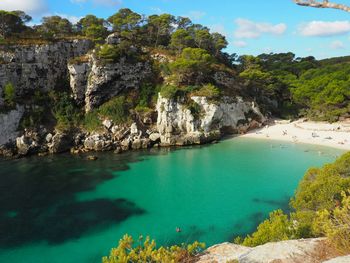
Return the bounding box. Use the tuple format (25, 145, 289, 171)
(241, 119, 350, 151)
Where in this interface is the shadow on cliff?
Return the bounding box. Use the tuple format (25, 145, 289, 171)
(0, 151, 151, 248)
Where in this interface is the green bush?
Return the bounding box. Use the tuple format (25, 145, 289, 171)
(83, 111, 101, 131)
(98, 44, 121, 63)
(98, 96, 130, 124)
(159, 85, 183, 99)
(50, 91, 82, 131)
(102, 234, 205, 263)
(191, 84, 220, 99)
(3, 82, 16, 106)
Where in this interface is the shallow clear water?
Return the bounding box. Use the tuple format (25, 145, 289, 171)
(0, 137, 344, 263)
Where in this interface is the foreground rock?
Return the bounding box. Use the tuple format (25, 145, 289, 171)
(197, 238, 342, 263)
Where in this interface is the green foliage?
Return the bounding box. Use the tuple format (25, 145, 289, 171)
(238, 210, 291, 247)
(97, 44, 121, 63)
(77, 15, 107, 42)
(159, 85, 183, 99)
(102, 234, 205, 263)
(108, 8, 142, 33)
(0, 10, 31, 38)
(146, 14, 175, 47)
(3, 82, 16, 106)
(137, 84, 160, 108)
(169, 48, 214, 85)
(83, 110, 101, 132)
(50, 91, 82, 131)
(191, 84, 220, 99)
(313, 191, 350, 253)
(98, 96, 130, 124)
(170, 29, 194, 53)
(37, 16, 73, 37)
(291, 63, 350, 121)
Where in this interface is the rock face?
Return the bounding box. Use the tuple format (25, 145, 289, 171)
(68, 62, 91, 105)
(0, 105, 25, 145)
(156, 94, 266, 145)
(197, 238, 339, 263)
(68, 55, 153, 112)
(0, 40, 92, 106)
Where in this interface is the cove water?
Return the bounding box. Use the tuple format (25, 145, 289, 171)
(0, 137, 344, 263)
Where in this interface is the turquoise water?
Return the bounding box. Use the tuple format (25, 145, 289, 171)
(0, 137, 344, 263)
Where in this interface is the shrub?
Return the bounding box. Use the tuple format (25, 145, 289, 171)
(102, 234, 205, 263)
(237, 210, 292, 247)
(3, 82, 15, 106)
(313, 191, 350, 254)
(98, 96, 130, 124)
(159, 85, 183, 99)
(191, 84, 220, 99)
(84, 111, 101, 131)
(50, 91, 82, 131)
(98, 44, 121, 63)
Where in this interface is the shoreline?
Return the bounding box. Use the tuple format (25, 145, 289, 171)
(239, 119, 350, 151)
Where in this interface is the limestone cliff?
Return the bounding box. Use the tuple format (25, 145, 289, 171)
(68, 53, 153, 112)
(0, 40, 92, 106)
(156, 94, 266, 146)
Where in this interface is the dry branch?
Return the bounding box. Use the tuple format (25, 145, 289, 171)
(294, 0, 350, 12)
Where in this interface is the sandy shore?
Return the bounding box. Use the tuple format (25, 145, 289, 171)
(241, 119, 350, 151)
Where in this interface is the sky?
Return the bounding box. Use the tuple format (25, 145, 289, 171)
(1, 0, 350, 59)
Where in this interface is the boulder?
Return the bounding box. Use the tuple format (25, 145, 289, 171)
(149, 133, 161, 142)
(49, 133, 72, 153)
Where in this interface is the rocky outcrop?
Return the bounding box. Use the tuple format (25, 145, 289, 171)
(197, 238, 341, 263)
(0, 105, 25, 145)
(68, 53, 153, 112)
(68, 62, 91, 105)
(0, 40, 92, 106)
(156, 94, 266, 146)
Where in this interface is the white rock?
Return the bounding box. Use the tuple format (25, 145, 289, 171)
(130, 123, 138, 135)
(149, 133, 161, 142)
(45, 133, 53, 143)
(111, 125, 119, 134)
(102, 119, 113, 130)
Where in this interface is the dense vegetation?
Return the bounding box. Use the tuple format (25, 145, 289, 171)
(102, 235, 205, 263)
(235, 152, 350, 254)
(1, 8, 350, 123)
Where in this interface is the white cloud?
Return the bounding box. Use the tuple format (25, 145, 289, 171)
(0, 0, 48, 16)
(330, 40, 345, 49)
(233, 40, 248, 48)
(185, 11, 206, 20)
(55, 13, 83, 24)
(209, 24, 227, 36)
(299, 21, 350, 37)
(150, 7, 163, 14)
(234, 18, 287, 39)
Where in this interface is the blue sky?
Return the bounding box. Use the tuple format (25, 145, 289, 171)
(2, 0, 350, 59)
